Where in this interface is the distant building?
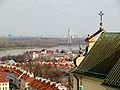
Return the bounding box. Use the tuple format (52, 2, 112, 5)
(0, 60, 17, 66)
(24, 49, 54, 61)
(7, 60, 17, 66)
(24, 51, 40, 60)
(0, 75, 9, 90)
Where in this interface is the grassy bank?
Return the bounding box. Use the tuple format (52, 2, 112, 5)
(0, 47, 33, 51)
(0, 45, 58, 51)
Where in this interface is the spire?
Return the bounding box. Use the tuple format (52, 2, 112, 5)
(98, 11, 104, 27)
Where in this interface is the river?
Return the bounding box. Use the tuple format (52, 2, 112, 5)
(0, 45, 86, 58)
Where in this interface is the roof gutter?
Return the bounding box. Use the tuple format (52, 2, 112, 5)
(74, 74, 79, 90)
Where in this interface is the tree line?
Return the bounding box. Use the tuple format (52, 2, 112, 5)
(0, 37, 86, 49)
(0, 37, 57, 48)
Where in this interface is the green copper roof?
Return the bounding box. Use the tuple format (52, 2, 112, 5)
(73, 32, 120, 80)
(102, 58, 120, 88)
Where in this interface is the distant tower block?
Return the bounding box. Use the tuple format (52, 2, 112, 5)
(67, 28, 71, 44)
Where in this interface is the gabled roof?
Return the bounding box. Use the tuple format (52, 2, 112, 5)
(85, 28, 104, 41)
(72, 32, 120, 88)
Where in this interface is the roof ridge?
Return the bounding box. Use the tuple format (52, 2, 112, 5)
(104, 32, 120, 34)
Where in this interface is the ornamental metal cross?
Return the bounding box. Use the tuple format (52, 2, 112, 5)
(98, 11, 104, 26)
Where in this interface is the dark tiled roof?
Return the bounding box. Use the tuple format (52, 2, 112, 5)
(73, 32, 120, 88)
(102, 58, 120, 88)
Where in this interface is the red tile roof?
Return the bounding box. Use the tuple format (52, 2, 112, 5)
(12, 69, 23, 77)
(25, 77, 35, 83)
(28, 78, 59, 90)
(21, 73, 29, 80)
(0, 65, 66, 90)
(0, 75, 9, 83)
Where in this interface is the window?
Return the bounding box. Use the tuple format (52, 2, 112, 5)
(3, 87, 4, 89)
(3, 84, 4, 85)
(5, 87, 7, 89)
(5, 84, 7, 85)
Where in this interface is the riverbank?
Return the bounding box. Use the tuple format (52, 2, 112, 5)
(0, 45, 58, 51)
(0, 47, 34, 51)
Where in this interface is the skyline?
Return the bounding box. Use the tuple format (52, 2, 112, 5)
(0, 0, 120, 36)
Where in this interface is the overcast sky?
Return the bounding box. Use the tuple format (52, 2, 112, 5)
(0, 0, 120, 37)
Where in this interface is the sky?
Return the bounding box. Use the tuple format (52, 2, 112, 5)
(0, 0, 120, 37)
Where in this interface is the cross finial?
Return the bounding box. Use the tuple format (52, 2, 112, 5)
(98, 11, 104, 27)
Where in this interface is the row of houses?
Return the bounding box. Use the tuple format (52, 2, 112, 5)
(0, 64, 67, 90)
(24, 48, 78, 61)
(38, 61, 74, 69)
(24, 49, 54, 60)
(23, 49, 76, 69)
